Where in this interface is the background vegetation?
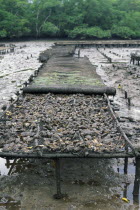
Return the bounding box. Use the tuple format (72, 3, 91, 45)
(0, 0, 140, 39)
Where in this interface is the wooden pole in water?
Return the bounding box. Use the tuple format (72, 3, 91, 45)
(133, 158, 140, 205)
(124, 157, 128, 175)
(123, 156, 129, 198)
(54, 158, 64, 199)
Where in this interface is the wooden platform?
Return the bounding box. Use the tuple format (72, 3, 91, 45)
(55, 40, 140, 47)
(0, 44, 138, 158)
(0, 43, 140, 199)
(23, 45, 115, 95)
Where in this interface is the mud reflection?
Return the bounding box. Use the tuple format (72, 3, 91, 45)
(133, 158, 140, 205)
(117, 157, 140, 207)
(5, 158, 36, 175)
(0, 157, 140, 209)
(0, 197, 21, 210)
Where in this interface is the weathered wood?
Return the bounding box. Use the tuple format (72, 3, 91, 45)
(0, 152, 136, 158)
(130, 51, 140, 65)
(133, 158, 140, 204)
(55, 40, 140, 48)
(54, 159, 64, 199)
(23, 86, 116, 96)
(25, 45, 116, 96)
(104, 94, 138, 156)
(39, 45, 76, 63)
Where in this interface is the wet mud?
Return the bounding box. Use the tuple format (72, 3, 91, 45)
(0, 41, 53, 110)
(81, 47, 140, 147)
(0, 41, 140, 209)
(0, 157, 139, 210)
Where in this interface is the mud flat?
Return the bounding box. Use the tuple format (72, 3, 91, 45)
(81, 47, 140, 152)
(0, 41, 53, 110)
(0, 43, 15, 55)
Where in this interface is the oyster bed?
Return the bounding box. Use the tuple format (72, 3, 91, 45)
(0, 94, 125, 154)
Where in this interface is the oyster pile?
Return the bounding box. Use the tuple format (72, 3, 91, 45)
(0, 94, 125, 154)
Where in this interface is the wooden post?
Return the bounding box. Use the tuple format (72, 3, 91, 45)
(125, 91, 128, 99)
(128, 98, 131, 106)
(78, 49, 80, 58)
(54, 158, 64, 199)
(124, 157, 128, 175)
(133, 158, 140, 205)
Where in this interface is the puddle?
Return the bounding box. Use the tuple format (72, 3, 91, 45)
(0, 157, 139, 209)
(114, 158, 140, 206)
(0, 158, 12, 176)
(0, 197, 21, 210)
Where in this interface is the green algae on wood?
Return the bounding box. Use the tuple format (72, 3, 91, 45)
(27, 45, 112, 92)
(33, 71, 104, 87)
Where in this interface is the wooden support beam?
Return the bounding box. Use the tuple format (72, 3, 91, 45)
(133, 158, 140, 204)
(104, 94, 138, 156)
(0, 152, 136, 159)
(23, 86, 116, 96)
(53, 158, 64, 199)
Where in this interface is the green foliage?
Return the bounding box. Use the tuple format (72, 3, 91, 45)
(86, 27, 111, 39)
(111, 26, 135, 39)
(0, 0, 30, 38)
(0, 0, 140, 39)
(42, 22, 59, 36)
(68, 26, 111, 39)
(0, 29, 7, 38)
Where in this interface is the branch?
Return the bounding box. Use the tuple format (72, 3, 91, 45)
(35, 9, 40, 37)
(38, 9, 52, 35)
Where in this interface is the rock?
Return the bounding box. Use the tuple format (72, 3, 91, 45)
(3, 144, 10, 151)
(21, 132, 34, 137)
(81, 129, 95, 136)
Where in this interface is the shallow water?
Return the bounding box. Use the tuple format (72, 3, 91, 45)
(0, 157, 139, 209)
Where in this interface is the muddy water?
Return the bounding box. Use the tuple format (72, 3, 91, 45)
(0, 157, 139, 210)
(0, 42, 140, 209)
